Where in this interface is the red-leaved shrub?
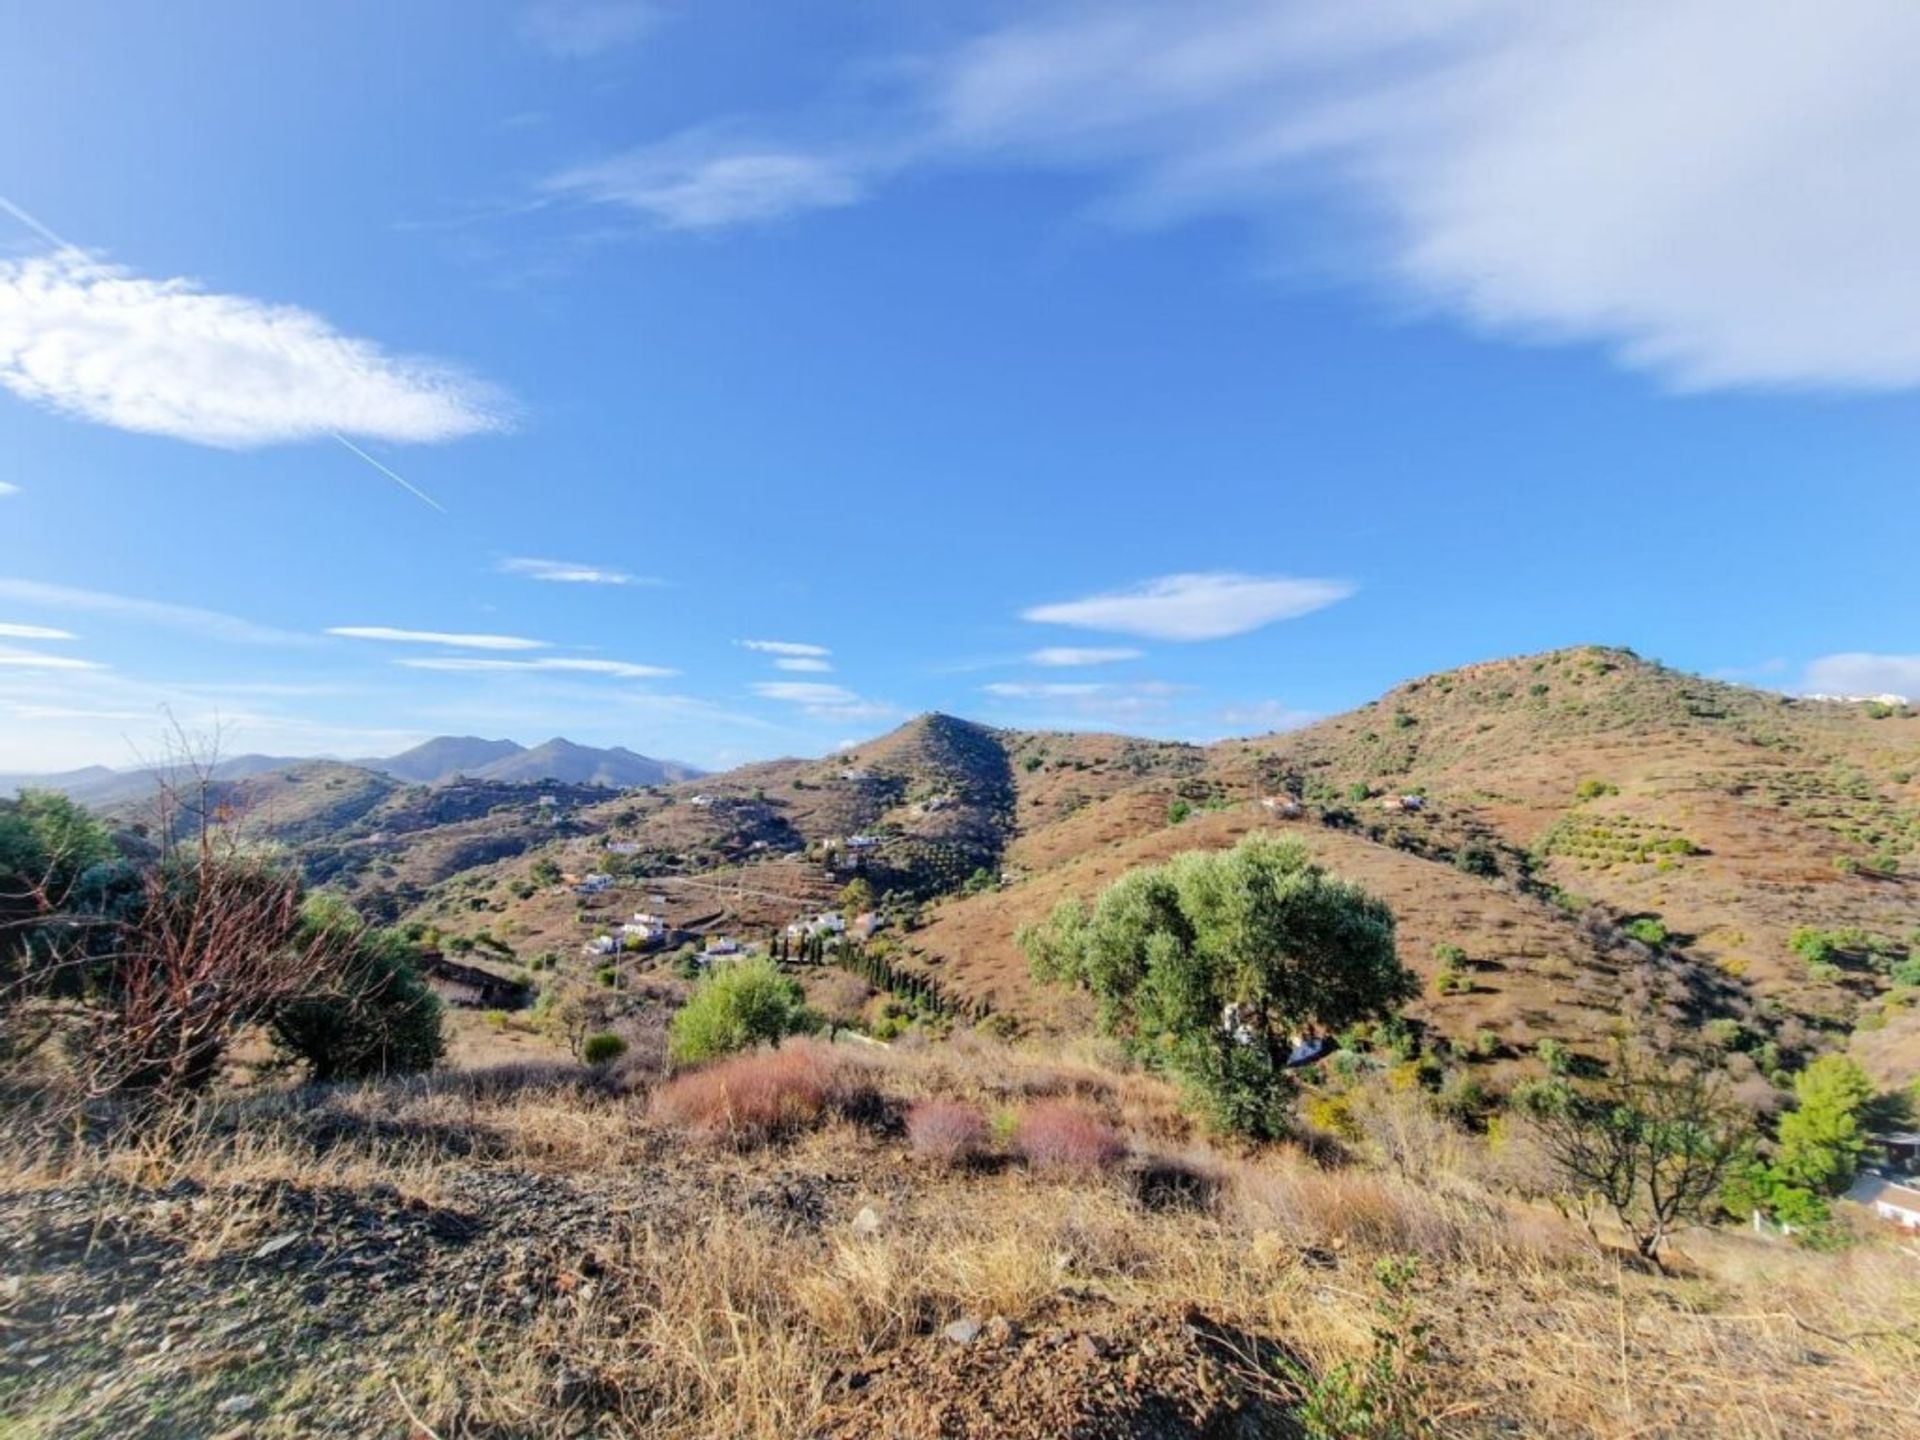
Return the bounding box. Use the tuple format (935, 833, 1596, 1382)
(905, 1098, 989, 1166)
(1013, 1101, 1126, 1174)
(649, 1041, 874, 1147)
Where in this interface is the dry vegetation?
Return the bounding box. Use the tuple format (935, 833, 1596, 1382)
(5, 1037, 1916, 1439)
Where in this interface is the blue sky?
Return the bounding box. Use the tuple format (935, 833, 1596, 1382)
(2, 1, 1917, 772)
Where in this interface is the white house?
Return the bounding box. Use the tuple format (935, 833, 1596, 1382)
(1846, 1173, 1920, 1229)
(689, 794, 716, 808)
(704, 937, 743, 958)
(582, 934, 618, 957)
(846, 834, 882, 850)
(575, 874, 613, 896)
(606, 840, 641, 855)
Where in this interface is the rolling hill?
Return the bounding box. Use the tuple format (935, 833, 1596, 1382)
(369, 647, 1916, 1089)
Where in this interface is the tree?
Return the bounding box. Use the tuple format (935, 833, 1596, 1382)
(1523, 1046, 1749, 1266)
(1773, 1054, 1876, 1193)
(668, 956, 817, 1064)
(268, 897, 444, 1083)
(1019, 835, 1414, 1137)
(837, 877, 876, 917)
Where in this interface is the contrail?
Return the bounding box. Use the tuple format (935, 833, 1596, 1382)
(0, 196, 78, 252)
(330, 433, 448, 513)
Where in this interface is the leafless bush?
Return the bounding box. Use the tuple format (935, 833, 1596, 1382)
(649, 1041, 877, 1147)
(905, 1098, 989, 1166)
(1013, 1100, 1126, 1174)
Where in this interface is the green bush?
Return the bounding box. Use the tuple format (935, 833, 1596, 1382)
(668, 956, 817, 1064)
(1535, 1038, 1572, 1076)
(1890, 957, 1920, 987)
(582, 1031, 627, 1066)
(1624, 917, 1668, 947)
(1574, 778, 1618, 801)
(270, 923, 444, 1083)
(1167, 799, 1193, 825)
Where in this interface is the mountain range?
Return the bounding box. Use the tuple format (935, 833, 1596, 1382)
(0, 735, 703, 806)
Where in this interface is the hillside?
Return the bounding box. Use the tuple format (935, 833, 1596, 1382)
(373, 648, 1917, 1092)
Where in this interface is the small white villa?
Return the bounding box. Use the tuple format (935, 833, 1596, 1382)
(1846, 1173, 1920, 1229)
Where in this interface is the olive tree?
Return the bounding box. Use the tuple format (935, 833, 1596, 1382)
(1020, 835, 1414, 1137)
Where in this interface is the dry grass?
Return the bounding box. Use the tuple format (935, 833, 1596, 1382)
(5, 1044, 1917, 1440)
(1011, 1099, 1127, 1174)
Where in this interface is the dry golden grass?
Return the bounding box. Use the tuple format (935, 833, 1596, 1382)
(6, 1043, 1917, 1439)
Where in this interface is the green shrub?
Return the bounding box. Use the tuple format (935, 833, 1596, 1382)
(1624, 917, 1668, 947)
(582, 1031, 627, 1066)
(1167, 799, 1193, 825)
(1574, 778, 1618, 802)
(668, 956, 817, 1064)
(1279, 1257, 1433, 1440)
(1535, 1038, 1572, 1076)
(1347, 782, 1373, 803)
(1455, 846, 1498, 878)
(1890, 957, 1920, 987)
(270, 925, 444, 1083)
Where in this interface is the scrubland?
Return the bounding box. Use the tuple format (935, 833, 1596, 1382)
(4, 1034, 1915, 1439)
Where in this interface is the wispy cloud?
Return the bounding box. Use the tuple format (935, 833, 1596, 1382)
(0, 247, 508, 447)
(980, 678, 1186, 728)
(751, 679, 895, 723)
(1800, 653, 1920, 700)
(396, 656, 677, 679)
(0, 579, 300, 644)
(500, 556, 656, 586)
(0, 621, 75, 640)
(0, 644, 101, 671)
(573, 4, 1920, 392)
(1024, 571, 1351, 641)
(1028, 646, 1143, 667)
(774, 657, 833, 673)
(519, 1, 659, 59)
(740, 639, 831, 658)
(327, 626, 548, 651)
(546, 135, 865, 230)
(0, 481, 18, 497)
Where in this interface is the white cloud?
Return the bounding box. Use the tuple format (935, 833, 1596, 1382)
(1028, 646, 1143, 667)
(985, 681, 1112, 699)
(1800, 653, 1920, 700)
(602, 3, 1920, 391)
(774, 656, 833, 673)
(0, 644, 101, 671)
(1024, 571, 1351, 641)
(327, 626, 548, 651)
(0, 621, 75, 640)
(0, 578, 299, 644)
(751, 678, 895, 723)
(546, 137, 864, 229)
(500, 556, 654, 586)
(0, 481, 17, 496)
(396, 656, 677, 679)
(754, 681, 857, 705)
(741, 639, 831, 658)
(0, 249, 507, 447)
(929, 0, 1920, 392)
(520, 1, 658, 58)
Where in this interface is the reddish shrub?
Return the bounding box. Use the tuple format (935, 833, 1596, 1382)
(1013, 1101, 1126, 1174)
(650, 1041, 875, 1147)
(905, 1099, 989, 1166)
